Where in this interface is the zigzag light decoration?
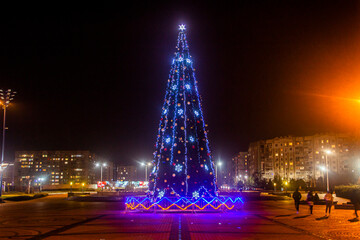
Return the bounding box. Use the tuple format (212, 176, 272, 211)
(125, 196, 244, 211)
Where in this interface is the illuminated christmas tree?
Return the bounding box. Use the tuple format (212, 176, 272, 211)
(149, 25, 217, 199)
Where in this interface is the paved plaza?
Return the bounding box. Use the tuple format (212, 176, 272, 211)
(1, 194, 360, 239)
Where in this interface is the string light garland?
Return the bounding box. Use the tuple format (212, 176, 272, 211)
(147, 24, 218, 201)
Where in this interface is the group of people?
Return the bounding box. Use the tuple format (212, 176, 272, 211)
(292, 188, 334, 216)
(292, 188, 360, 219)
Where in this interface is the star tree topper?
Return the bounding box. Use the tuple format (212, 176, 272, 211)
(179, 24, 186, 31)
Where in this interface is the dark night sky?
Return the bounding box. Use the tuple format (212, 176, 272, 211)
(1, 2, 360, 166)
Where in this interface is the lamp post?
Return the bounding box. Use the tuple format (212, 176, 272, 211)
(0, 89, 16, 198)
(140, 162, 152, 182)
(70, 182, 73, 193)
(324, 150, 332, 192)
(28, 179, 32, 194)
(96, 162, 107, 182)
(82, 183, 85, 193)
(274, 183, 277, 192)
(38, 178, 44, 192)
(96, 162, 107, 191)
(285, 181, 288, 194)
(216, 161, 222, 181)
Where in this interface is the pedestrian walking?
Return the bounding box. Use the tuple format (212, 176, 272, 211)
(306, 191, 314, 214)
(292, 188, 302, 213)
(324, 190, 333, 216)
(351, 189, 360, 219)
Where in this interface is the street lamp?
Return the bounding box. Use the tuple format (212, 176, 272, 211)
(285, 181, 288, 193)
(95, 162, 107, 182)
(274, 183, 277, 192)
(319, 165, 326, 172)
(216, 161, 222, 181)
(140, 162, 152, 182)
(70, 182, 73, 193)
(324, 150, 332, 192)
(38, 178, 44, 192)
(82, 183, 85, 193)
(0, 89, 16, 198)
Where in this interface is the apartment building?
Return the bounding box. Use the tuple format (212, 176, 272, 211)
(14, 150, 96, 188)
(246, 133, 359, 181)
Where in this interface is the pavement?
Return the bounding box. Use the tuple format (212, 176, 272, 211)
(0, 194, 359, 240)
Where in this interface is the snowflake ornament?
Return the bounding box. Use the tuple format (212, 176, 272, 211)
(175, 164, 183, 172)
(193, 191, 200, 199)
(158, 191, 165, 199)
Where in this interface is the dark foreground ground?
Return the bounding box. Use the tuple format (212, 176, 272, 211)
(1, 194, 359, 240)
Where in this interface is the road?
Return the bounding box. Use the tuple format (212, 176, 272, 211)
(0, 194, 359, 240)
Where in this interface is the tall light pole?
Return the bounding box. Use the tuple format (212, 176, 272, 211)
(38, 178, 44, 192)
(216, 161, 222, 182)
(0, 89, 16, 197)
(324, 150, 332, 192)
(140, 162, 152, 181)
(96, 162, 107, 182)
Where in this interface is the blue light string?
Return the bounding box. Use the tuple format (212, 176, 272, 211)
(179, 31, 190, 196)
(153, 57, 177, 194)
(192, 70, 217, 193)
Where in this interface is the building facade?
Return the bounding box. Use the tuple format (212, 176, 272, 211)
(116, 165, 138, 181)
(14, 150, 96, 189)
(246, 133, 359, 182)
(232, 152, 249, 183)
(2, 163, 15, 191)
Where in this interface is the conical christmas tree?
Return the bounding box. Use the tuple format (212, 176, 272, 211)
(149, 25, 217, 199)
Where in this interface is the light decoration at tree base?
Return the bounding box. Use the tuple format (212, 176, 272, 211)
(125, 196, 244, 211)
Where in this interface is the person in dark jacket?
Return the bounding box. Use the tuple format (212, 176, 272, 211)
(307, 191, 314, 214)
(314, 192, 320, 203)
(351, 189, 360, 219)
(292, 188, 302, 213)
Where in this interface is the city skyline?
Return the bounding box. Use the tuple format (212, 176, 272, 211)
(1, 2, 360, 166)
